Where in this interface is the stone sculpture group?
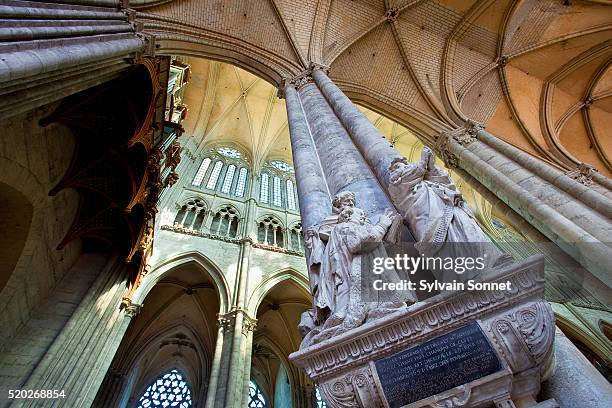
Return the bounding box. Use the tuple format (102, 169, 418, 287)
(299, 147, 509, 346)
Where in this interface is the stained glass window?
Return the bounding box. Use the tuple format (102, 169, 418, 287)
(137, 369, 192, 408)
(192, 158, 211, 186)
(206, 161, 223, 190)
(218, 147, 242, 159)
(270, 160, 293, 173)
(260, 173, 269, 203)
(248, 380, 266, 408)
(314, 386, 327, 408)
(235, 168, 248, 197)
(221, 164, 236, 194)
(272, 176, 282, 207)
(286, 179, 296, 210)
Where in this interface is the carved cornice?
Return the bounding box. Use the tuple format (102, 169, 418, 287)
(161, 225, 305, 256)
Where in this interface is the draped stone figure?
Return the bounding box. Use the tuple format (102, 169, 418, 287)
(299, 192, 416, 347)
(388, 147, 510, 282)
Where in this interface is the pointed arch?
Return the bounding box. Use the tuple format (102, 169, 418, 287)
(134, 251, 231, 313)
(248, 268, 310, 314)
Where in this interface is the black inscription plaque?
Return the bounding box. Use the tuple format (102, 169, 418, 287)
(373, 322, 501, 408)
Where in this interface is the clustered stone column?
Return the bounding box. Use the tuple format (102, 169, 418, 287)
(282, 64, 612, 408)
(435, 122, 612, 287)
(0, 0, 148, 119)
(282, 66, 398, 229)
(205, 309, 256, 408)
(14, 256, 139, 408)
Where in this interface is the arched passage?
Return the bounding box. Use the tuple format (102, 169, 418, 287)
(250, 272, 313, 408)
(93, 255, 227, 407)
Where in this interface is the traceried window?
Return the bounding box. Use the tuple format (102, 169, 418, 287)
(314, 386, 327, 408)
(248, 380, 267, 408)
(206, 161, 223, 190)
(270, 160, 294, 173)
(221, 164, 236, 194)
(272, 176, 282, 207)
(218, 147, 242, 159)
(260, 173, 269, 203)
(286, 179, 296, 210)
(192, 158, 211, 186)
(235, 167, 248, 197)
(136, 369, 192, 408)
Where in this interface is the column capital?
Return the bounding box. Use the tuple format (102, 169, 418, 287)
(566, 162, 598, 186)
(434, 119, 484, 166)
(278, 63, 331, 97)
(120, 297, 142, 318)
(217, 308, 257, 333)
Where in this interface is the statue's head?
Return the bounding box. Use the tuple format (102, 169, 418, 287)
(389, 157, 409, 173)
(332, 191, 356, 213)
(338, 207, 367, 225)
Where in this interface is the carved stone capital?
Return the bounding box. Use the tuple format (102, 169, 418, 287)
(566, 162, 598, 186)
(279, 63, 331, 96)
(120, 297, 142, 318)
(217, 308, 257, 334)
(464, 119, 484, 136)
(434, 131, 461, 168)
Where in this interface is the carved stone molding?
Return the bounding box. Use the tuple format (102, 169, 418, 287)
(161, 225, 305, 256)
(319, 366, 385, 408)
(291, 256, 556, 408)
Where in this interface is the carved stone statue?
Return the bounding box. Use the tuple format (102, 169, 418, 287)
(300, 191, 415, 347)
(388, 146, 510, 281)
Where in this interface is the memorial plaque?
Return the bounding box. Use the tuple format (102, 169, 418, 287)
(373, 322, 501, 408)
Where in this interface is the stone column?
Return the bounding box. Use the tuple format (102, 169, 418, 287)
(312, 68, 402, 186)
(541, 328, 612, 408)
(437, 127, 612, 286)
(0, 0, 147, 119)
(294, 73, 395, 223)
(213, 309, 257, 408)
(205, 323, 227, 408)
(15, 256, 138, 408)
(283, 82, 331, 229)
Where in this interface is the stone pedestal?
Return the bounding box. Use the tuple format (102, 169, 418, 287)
(290, 256, 558, 408)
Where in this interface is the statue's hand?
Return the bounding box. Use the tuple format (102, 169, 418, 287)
(380, 208, 397, 227)
(305, 226, 318, 238)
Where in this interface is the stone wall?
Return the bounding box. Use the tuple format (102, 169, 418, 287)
(0, 104, 81, 349)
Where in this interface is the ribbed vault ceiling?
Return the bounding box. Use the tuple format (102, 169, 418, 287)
(140, 0, 612, 177)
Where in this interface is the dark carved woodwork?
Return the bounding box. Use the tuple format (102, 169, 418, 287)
(41, 57, 174, 286)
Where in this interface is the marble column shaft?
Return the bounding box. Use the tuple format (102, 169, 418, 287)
(541, 328, 612, 408)
(283, 82, 331, 229)
(204, 324, 226, 408)
(312, 68, 402, 186)
(446, 135, 612, 287)
(297, 79, 394, 223)
(0, 0, 146, 118)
